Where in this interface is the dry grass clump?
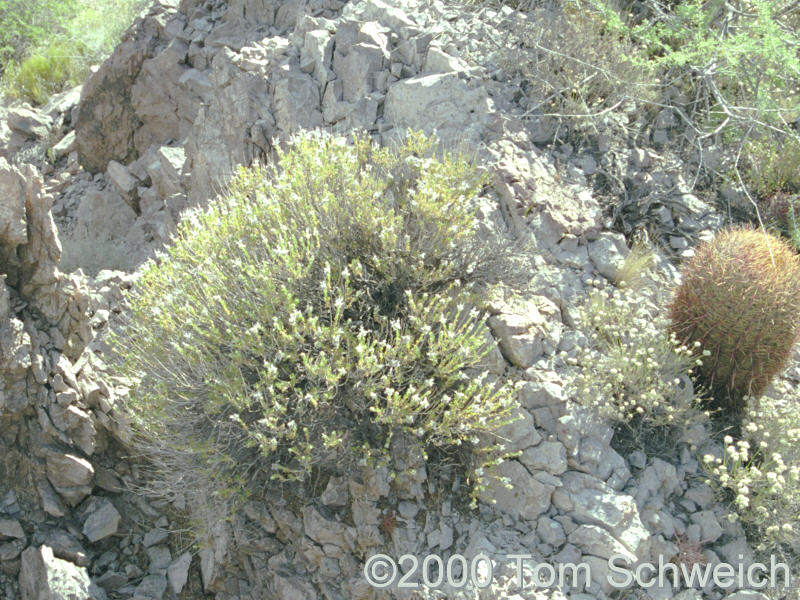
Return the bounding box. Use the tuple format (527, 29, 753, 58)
(613, 240, 655, 289)
(501, 1, 655, 118)
(1, 0, 148, 104)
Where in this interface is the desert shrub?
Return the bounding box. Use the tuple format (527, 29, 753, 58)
(1, 0, 148, 104)
(703, 385, 800, 590)
(499, 1, 655, 117)
(755, 191, 800, 250)
(566, 279, 708, 458)
(0, 0, 78, 69)
(741, 135, 800, 201)
(669, 227, 800, 417)
(478, 0, 800, 214)
(3, 42, 89, 105)
(109, 131, 522, 536)
(735, 134, 800, 247)
(583, 0, 800, 127)
(630, 0, 800, 96)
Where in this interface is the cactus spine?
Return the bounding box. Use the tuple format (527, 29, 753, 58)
(669, 226, 800, 413)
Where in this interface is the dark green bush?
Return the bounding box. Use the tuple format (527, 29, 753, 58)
(111, 131, 522, 533)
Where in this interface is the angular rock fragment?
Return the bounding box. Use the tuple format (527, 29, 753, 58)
(19, 545, 100, 600)
(83, 499, 121, 543)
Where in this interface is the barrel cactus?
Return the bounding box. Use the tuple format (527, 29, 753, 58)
(669, 226, 800, 414)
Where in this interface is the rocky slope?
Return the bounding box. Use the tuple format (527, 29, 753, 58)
(0, 0, 783, 599)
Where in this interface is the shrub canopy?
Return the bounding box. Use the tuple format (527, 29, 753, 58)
(111, 131, 520, 528)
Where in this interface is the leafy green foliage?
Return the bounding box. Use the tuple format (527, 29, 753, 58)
(1, 0, 148, 104)
(0, 0, 78, 68)
(669, 227, 800, 415)
(3, 42, 89, 105)
(110, 131, 522, 535)
(493, 0, 800, 208)
(735, 135, 800, 249)
(742, 134, 800, 197)
(585, 0, 800, 123)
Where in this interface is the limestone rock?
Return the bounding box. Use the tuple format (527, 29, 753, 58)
(495, 406, 541, 453)
(40, 529, 89, 567)
(19, 545, 100, 600)
(0, 159, 91, 356)
(520, 441, 568, 475)
(302, 507, 355, 552)
(48, 405, 97, 456)
(553, 472, 650, 558)
(320, 477, 349, 507)
(588, 232, 629, 280)
(568, 524, 636, 562)
(272, 573, 317, 600)
(383, 72, 491, 147)
(302, 29, 334, 85)
(142, 145, 186, 199)
(8, 107, 52, 139)
(333, 42, 387, 102)
(46, 453, 94, 506)
(488, 307, 545, 369)
(143, 528, 169, 548)
(536, 516, 566, 547)
(73, 187, 140, 253)
(132, 573, 167, 600)
(146, 545, 171, 574)
(76, 3, 180, 173)
(0, 317, 32, 413)
(199, 521, 230, 592)
(106, 160, 139, 204)
(272, 70, 323, 134)
(38, 481, 68, 518)
(167, 552, 191, 595)
(478, 460, 554, 521)
(52, 131, 77, 160)
(82, 499, 121, 543)
(0, 159, 29, 248)
(518, 376, 567, 413)
(423, 45, 469, 74)
(0, 519, 25, 541)
(722, 591, 770, 600)
(691, 510, 723, 544)
(130, 38, 192, 154)
(634, 458, 681, 506)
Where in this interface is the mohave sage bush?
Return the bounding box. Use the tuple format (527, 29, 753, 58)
(110, 131, 522, 536)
